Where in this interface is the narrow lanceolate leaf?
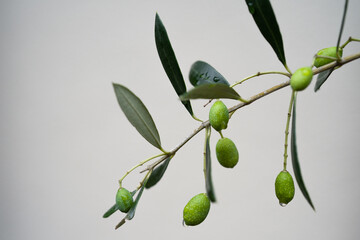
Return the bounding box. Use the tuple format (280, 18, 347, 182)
(103, 203, 118, 218)
(314, 68, 334, 92)
(205, 127, 216, 202)
(189, 61, 230, 87)
(115, 178, 149, 229)
(126, 181, 147, 220)
(336, 0, 348, 53)
(145, 156, 172, 189)
(245, 0, 286, 66)
(113, 83, 162, 149)
(291, 95, 315, 211)
(315, 0, 348, 92)
(180, 84, 241, 100)
(155, 13, 193, 116)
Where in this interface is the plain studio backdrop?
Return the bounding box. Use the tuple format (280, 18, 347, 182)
(1, 0, 360, 239)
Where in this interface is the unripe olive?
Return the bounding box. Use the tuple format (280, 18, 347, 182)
(183, 193, 210, 226)
(116, 188, 134, 213)
(290, 66, 313, 91)
(314, 46, 343, 68)
(209, 100, 229, 132)
(275, 170, 295, 206)
(216, 137, 239, 168)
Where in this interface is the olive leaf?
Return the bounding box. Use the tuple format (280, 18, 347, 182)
(314, 69, 334, 92)
(205, 127, 216, 202)
(145, 156, 172, 189)
(155, 13, 193, 116)
(115, 178, 149, 229)
(291, 94, 315, 211)
(113, 83, 162, 150)
(189, 61, 230, 87)
(180, 83, 242, 100)
(245, 0, 286, 66)
(103, 203, 118, 218)
(336, 0, 348, 54)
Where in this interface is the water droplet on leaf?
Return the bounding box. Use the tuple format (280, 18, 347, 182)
(182, 219, 188, 227)
(279, 202, 287, 207)
(247, 2, 255, 14)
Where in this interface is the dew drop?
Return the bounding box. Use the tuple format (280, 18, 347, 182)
(182, 219, 188, 227)
(213, 77, 220, 82)
(247, 2, 256, 14)
(279, 202, 287, 207)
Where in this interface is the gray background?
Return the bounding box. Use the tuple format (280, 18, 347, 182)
(1, 0, 360, 239)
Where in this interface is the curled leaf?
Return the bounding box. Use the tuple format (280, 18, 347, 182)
(189, 61, 230, 86)
(180, 83, 242, 101)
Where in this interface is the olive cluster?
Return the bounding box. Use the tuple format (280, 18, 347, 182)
(116, 46, 344, 227)
(290, 46, 342, 91)
(182, 100, 239, 226)
(274, 46, 343, 206)
(209, 100, 239, 168)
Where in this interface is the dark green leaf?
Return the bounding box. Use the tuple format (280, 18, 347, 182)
(291, 94, 315, 211)
(180, 84, 241, 100)
(205, 127, 216, 202)
(103, 203, 118, 218)
(189, 61, 230, 87)
(314, 68, 334, 92)
(336, 0, 348, 52)
(115, 178, 149, 229)
(145, 156, 172, 189)
(245, 0, 286, 66)
(155, 13, 193, 116)
(113, 83, 162, 149)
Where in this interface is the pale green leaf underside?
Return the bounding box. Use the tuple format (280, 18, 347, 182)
(102, 203, 118, 218)
(205, 127, 216, 202)
(314, 68, 334, 92)
(180, 84, 241, 100)
(113, 83, 161, 149)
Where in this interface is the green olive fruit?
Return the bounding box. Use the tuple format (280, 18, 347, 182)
(209, 100, 229, 132)
(116, 188, 134, 213)
(183, 193, 211, 226)
(290, 66, 313, 91)
(275, 170, 295, 206)
(216, 137, 239, 168)
(314, 46, 343, 68)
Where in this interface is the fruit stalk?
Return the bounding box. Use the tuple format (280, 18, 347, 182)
(283, 90, 296, 171)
